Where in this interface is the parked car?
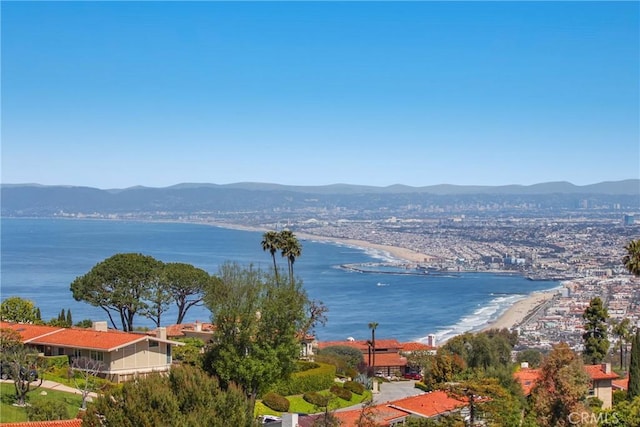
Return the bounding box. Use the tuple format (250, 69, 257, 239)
(0, 363, 38, 382)
(403, 372, 422, 381)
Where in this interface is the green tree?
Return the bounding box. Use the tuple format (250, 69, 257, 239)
(516, 348, 543, 369)
(279, 230, 302, 284)
(582, 297, 610, 364)
(611, 317, 632, 371)
(624, 239, 640, 276)
(162, 262, 213, 324)
(0, 296, 39, 323)
(70, 253, 164, 331)
(529, 342, 590, 427)
(26, 400, 69, 421)
(203, 262, 313, 416)
(0, 328, 43, 406)
(82, 365, 250, 427)
(629, 330, 640, 400)
(261, 230, 282, 281)
(317, 345, 365, 372)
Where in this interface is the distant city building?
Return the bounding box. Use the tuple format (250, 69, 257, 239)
(624, 214, 635, 226)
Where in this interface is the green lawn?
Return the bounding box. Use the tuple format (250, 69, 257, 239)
(255, 389, 372, 417)
(0, 383, 83, 423)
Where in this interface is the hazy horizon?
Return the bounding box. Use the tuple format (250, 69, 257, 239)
(2, 2, 638, 189)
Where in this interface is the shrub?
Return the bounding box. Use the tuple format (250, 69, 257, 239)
(303, 391, 330, 407)
(262, 392, 290, 412)
(26, 400, 69, 421)
(42, 355, 69, 370)
(330, 384, 352, 401)
(344, 380, 365, 395)
(296, 361, 320, 372)
(414, 381, 431, 392)
(269, 362, 335, 396)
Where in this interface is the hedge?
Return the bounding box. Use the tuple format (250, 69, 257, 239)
(262, 392, 290, 412)
(330, 384, 352, 401)
(303, 391, 330, 407)
(269, 362, 336, 396)
(344, 380, 365, 395)
(414, 381, 431, 392)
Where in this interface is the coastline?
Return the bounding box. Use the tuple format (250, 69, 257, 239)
(9, 217, 559, 335)
(481, 290, 558, 331)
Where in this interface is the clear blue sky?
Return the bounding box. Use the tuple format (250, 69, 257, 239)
(2, 1, 638, 189)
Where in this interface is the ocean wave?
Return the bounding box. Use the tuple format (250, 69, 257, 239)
(419, 293, 526, 345)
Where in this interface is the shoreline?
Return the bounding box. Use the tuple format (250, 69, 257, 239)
(481, 290, 558, 332)
(7, 217, 561, 335)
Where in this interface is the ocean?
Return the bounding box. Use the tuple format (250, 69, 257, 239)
(0, 218, 559, 343)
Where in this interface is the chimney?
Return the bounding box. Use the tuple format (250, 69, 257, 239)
(92, 321, 108, 332)
(195, 320, 202, 332)
(156, 327, 167, 340)
(602, 362, 611, 374)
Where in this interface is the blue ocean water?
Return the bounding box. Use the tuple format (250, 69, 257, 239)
(0, 218, 559, 343)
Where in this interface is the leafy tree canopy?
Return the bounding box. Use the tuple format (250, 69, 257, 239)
(0, 296, 39, 324)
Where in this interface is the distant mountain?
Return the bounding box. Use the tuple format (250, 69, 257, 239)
(1, 180, 638, 218)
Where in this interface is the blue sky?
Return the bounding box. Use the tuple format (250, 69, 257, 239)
(2, 1, 638, 189)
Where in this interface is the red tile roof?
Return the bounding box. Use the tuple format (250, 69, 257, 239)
(369, 352, 407, 368)
(0, 420, 82, 427)
(613, 377, 629, 390)
(514, 365, 619, 396)
(389, 390, 469, 418)
(29, 327, 147, 351)
(0, 322, 64, 342)
(318, 339, 403, 352)
(401, 342, 436, 352)
(513, 368, 541, 396)
(334, 405, 410, 426)
(1, 321, 181, 352)
(584, 364, 619, 381)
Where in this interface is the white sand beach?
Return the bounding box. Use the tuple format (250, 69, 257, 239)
(482, 290, 558, 331)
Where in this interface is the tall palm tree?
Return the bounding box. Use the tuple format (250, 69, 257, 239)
(624, 239, 640, 277)
(279, 230, 301, 285)
(612, 317, 632, 371)
(261, 231, 281, 281)
(369, 322, 379, 372)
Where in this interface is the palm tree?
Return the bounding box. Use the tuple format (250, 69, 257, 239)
(261, 231, 281, 282)
(624, 239, 640, 277)
(612, 318, 632, 371)
(279, 230, 301, 285)
(368, 322, 378, 372)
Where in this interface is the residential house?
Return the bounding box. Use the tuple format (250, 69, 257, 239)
(332, 390, 469, 426)
(514, 362, 619, 409)
(317, 339, 407, 377)
(1, 321, 183, 383)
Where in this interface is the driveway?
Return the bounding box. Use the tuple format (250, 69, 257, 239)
(373, 379, 423, 405)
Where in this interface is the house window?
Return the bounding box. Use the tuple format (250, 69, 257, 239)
(74, 349, 82, 358)
(149, 340, 159, 348)
(90, 351, 104, 362)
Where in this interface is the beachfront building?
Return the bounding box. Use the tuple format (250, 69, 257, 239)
(1, 321, 183, 383)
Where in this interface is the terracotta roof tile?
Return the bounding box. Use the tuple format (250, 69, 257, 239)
(401, 342, 436, 352)
(513, 368, 541, 396)
(318, 339, 403, 352)
(584, 364, 619, 381)
(0, 321, 64, 342)
(334, 405, 409, 426)
(28, 327, 146, 351)
(389, 390, 469, 418)
(0, 419, 83, 427)
(613, 377, 629, 390)
(368, 352, 407, 368)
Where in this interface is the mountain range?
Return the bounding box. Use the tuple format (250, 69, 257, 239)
(1, 180, 638, 218)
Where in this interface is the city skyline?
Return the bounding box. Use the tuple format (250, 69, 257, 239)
(2, 1, 638, 189)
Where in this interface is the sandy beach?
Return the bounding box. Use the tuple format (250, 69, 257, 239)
(482, 290, 558, 331)
(203, 222, 557, 332)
